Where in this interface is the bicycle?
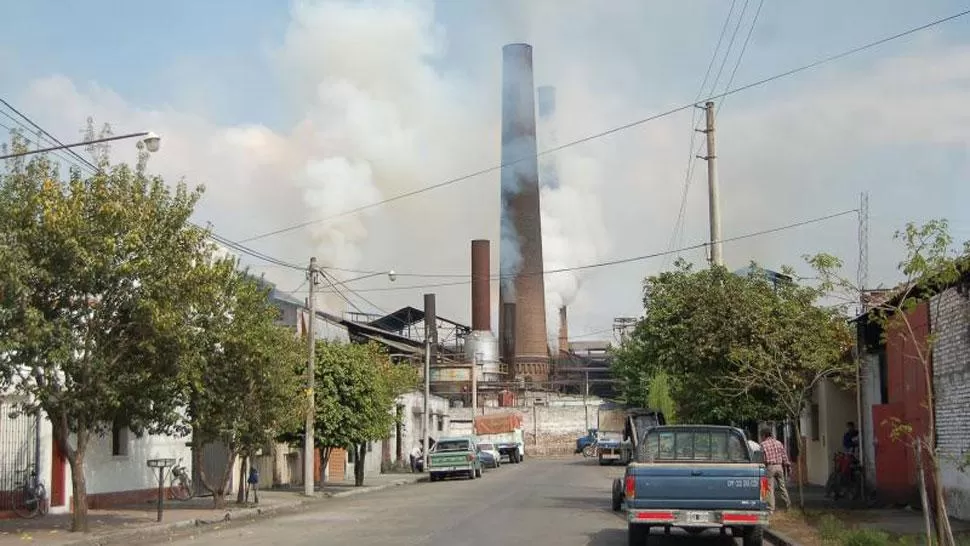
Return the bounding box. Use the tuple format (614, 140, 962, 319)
(825, 451, 862, 501)
(168, 458, 194, 501)
(12, 467, 48, 519)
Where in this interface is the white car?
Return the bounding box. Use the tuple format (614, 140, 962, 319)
(477, 442, 501, 468)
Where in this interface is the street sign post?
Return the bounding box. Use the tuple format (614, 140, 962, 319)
(147, 458, 176, 522)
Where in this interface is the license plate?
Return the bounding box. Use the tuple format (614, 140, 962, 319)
(686, 511, 711, 523)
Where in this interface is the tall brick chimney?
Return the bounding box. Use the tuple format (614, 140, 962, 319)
(471, 240, 490, 332)
(497, 43, 549, 383)
(558, 306, 568, 355)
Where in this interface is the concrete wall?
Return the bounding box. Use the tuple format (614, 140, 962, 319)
(449, 402, 596, 456)
(803, 379, 857, 486)
(395, 391, 451, 458)
(858, 352, 881, 486)
(930, 288, 970, 521)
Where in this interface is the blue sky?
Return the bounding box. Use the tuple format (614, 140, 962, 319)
(2, 0, 970, 338)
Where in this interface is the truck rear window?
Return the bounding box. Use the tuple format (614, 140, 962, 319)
(434, 440, 470, 452)
(639, 430, 749, 462)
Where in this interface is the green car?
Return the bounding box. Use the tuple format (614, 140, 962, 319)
(427, 436, 483, 482)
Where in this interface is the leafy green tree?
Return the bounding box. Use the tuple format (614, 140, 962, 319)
(611, 259, 781, 424)
(646, 369, 677, 424)
(0, 147, 206, 532)
(180, 258, 306, 508)
(283, 341, 417, 487)
(716, 265, 854, 509)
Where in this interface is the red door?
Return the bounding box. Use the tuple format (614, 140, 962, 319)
(50, 439, 66, 507)
(872, 403, 911, 502)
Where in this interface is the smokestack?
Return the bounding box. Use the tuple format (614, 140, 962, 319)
(558, 306, 568, 355)
(501, 302, 516, 369)
(497, 43, 549, 382)
(471, 239, 490, 331)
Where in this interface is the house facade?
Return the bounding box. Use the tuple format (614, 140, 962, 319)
(854, 285, 970, 520)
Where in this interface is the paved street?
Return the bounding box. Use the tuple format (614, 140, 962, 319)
(152, 459, 739, 546)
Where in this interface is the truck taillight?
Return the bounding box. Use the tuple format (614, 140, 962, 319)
(760, 476, 769, 501)
(624, 475, 636, 498)
(467, 454, 475, 462)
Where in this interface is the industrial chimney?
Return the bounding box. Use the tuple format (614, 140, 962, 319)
(466, 240, 500, 382)
(558, 306, 568, 355)
(537, 85, 559, 190)
(497, 43, 550, 383)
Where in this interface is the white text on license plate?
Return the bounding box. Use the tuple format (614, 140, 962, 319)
(686, 511, 711, 523)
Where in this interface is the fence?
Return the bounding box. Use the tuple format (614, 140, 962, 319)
(0, 399, 39, 511)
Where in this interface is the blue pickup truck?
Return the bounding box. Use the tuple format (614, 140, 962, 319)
(620, 425, 769, 546)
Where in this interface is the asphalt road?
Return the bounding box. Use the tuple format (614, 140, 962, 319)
(155, 458, 740, 546)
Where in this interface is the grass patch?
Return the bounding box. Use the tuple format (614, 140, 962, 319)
(770, 511, 970, 546)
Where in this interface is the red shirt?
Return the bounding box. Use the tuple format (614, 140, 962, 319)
(761, 438, 790, 466)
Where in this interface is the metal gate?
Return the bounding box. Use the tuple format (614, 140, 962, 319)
(0, 399, 39, 511)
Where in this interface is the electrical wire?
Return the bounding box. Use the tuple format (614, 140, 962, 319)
(237, 8, 970, 245)
(0, 97, 102, 174)
(294, 208, 858, 295)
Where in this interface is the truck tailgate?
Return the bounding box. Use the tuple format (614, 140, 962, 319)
(627, 463, 765, 511)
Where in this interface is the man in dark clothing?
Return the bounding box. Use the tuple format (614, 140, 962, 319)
(842, 422, 859, 454)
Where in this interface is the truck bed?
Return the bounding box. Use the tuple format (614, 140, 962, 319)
(625, 462, 765, 511)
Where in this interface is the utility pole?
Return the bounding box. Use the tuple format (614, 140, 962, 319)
(472, 353, 481, 427)
(303, 257, 318, 497)
(422, 293, 436, 469)
(697, 101, 723, 267)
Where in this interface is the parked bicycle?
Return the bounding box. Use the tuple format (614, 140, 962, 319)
(825, 451, 862, 501)
(169, 458, 194, 501)
(13, 466, 48, 519)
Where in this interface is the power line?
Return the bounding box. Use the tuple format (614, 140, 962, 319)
(293, 208, 857, 294)
(238, 8, 968, 245)
(0, 97, 101, 174)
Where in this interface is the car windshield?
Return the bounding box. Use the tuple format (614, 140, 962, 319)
(638, 429, 750, 463)
(478, 444, 495, 451)
(435, 440, 470, 452)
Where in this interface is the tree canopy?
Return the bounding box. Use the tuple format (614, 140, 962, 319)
(612, 259, 852, 427)
(0, 149, 207, 531)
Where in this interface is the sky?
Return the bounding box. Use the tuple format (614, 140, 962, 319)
(2, 0, 969, 345)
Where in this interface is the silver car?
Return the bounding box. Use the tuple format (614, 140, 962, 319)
(477, 443, 501, 469)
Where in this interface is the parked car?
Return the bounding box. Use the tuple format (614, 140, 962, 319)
(477, 442, 501, 468)
(620, 425, 769, 546)
(427, 436, 483, 482)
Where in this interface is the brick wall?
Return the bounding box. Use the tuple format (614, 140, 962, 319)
(930, 288, 970, 520)
(450, 404, 594, 456)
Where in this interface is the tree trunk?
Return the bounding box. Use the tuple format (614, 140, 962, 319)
(792, 420, 806, 511)
(57, 420, 89, 533)
(317, 446, 333, 488)
(236, 455, 248, 504)
(354, 444, 366, 487)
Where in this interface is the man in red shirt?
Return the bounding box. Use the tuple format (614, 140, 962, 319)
(759, 429, 792, 512)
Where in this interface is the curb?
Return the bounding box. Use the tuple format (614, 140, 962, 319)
(765, 527, 800, 546)
(61, 477, 426, 546)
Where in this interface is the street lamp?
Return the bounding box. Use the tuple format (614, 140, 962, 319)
(0, 131, 162, 160)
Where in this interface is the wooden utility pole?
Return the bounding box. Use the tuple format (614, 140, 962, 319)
(304, 257, 319, 496)
(697, 101, 723, 266)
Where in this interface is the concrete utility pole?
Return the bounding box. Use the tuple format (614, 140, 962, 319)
(304, 257, 319, 497)
(422, 293, 436, 468)
(697, 101, 723, 267)
(472, 353, 480, 427)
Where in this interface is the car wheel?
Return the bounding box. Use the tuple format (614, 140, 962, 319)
(611, 479, 623, 511)
(628, 523, 649, 546)
(476, 467, 483, 478)
(743, 527, 764, 546)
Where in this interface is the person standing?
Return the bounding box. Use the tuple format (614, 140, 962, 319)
(410, 444, 422, 473)
(759, 429, 792, 512)
(246, 465, 260, 504)
(842, 421, 860, 456)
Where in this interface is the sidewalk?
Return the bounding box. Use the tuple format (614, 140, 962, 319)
(0, 473, 424, 546)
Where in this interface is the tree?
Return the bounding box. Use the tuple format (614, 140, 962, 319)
(282, 341, 417, 487)
(180, 258, 306, 508)
(716, 265, 854, 509)
(646, 369, 677, 424)
(611, 259, 782, 425)
(811, 220, 968, 546)
(0, 145, 207, 532)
